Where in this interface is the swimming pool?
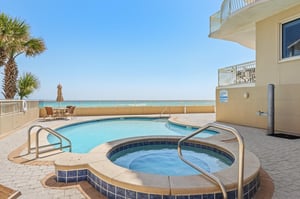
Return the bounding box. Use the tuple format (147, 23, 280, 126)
(49, 117, 217, 153)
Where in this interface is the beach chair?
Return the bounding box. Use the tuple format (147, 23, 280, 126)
(65, 106, 76, 119)
(44, 106, 57, 120)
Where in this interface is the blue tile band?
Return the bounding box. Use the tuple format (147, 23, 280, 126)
(56, 140, 259, 198)
(56, 168, 259, 199)
(107, 140, 235, 163)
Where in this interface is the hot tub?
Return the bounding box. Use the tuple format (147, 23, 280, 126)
(54, 136, 260, 199)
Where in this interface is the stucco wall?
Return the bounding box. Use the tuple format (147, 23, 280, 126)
(216, 5, 300, 135)
(216, 86, 268, 129)
(39, 106, 215, 117)
(255, 5, 300, 134)
(216, 84, 300, 134)
(274, 84, 300, 133)
(256, 4, 300, 86)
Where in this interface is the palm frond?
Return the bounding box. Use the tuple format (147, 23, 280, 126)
(17, 72, 40, 99)
(24, 38, 46, 56)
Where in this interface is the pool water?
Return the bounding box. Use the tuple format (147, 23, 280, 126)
(49, 118, 217, 153)
(110, 144, 232, 176)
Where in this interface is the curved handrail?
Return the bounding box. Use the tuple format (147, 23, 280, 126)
(177, 123, 244, 199)
(36, 127, 62, 158)
(35, 127, 72, 158)
(44, 127, 72, 152)
(28, 125, 44, 154)
(28, 125, 72, 158)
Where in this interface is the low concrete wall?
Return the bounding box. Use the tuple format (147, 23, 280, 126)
(216, 84, 300, 134)
(216, 86, 267, 129)
(0, 101, 39, 137)
(39, 106, 215, 117)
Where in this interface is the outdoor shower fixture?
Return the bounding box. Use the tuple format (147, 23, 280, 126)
(256, 84, 275, 135)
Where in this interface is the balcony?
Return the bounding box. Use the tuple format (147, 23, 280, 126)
(218, 61, 256, 87)
(209, 0, 300, 49)
(210, 0, 256, 34)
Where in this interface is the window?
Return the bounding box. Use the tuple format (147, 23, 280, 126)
(282, 18, 300, 59)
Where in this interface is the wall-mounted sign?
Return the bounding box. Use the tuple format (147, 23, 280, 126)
(219, 89, 228, 103)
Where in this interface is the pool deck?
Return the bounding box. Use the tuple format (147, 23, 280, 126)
(0, 113, 299, 198)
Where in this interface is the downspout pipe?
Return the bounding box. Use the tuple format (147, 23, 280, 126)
(267, 84, 275, 135)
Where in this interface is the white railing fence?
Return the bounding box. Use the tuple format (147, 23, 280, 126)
(218, 61, 256, 87)
(210, 0, 258, 34)
(0, 100, 38, 115)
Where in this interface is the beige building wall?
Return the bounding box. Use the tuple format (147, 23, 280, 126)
(216, 5, 300, 135)
(256, 4, 300, 86)
(216, 85, 300, 134)
(216, 86, 268, 129)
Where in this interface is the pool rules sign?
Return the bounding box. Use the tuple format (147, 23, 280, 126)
(219, 90, 228, 103)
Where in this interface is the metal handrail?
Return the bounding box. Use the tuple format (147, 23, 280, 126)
(36, 127, 63, 157)
(28, 125, 44, 154)
(44, 127, 72, 150)
(28, 125, 62, 153)
(27, 125, 72, 158)
(177, 123, 244, 199)
(35, 127, 72, 158)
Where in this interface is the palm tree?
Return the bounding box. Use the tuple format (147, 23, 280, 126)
(0, 13, 46, 99)
(0, 13, 28, 67)
(17, 72, 40, 100)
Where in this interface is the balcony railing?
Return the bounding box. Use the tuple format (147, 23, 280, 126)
(210, 0, 258, 34)
(218, 60, 256, 87)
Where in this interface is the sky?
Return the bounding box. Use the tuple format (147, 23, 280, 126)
(0, 0, 255, 100)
